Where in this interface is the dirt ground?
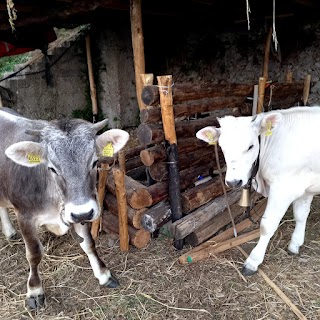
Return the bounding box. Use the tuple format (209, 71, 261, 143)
(0, 196, 320, 320)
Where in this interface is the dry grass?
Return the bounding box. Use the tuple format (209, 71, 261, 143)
(1, 197, 320, 320)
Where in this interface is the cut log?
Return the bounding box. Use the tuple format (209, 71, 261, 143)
(102, 212, 150, 249)
(104, 193, 146, 229)
(140, 200, 171, 232)
(126, 155, 143, 171)
(140, 137, 207, 166)
(181, 175, 226, 214)
(178, 198, 267, 264)
(184, 202, 245, 247)
(106, 172, 152, 209)
(137, 123, 165, 146)
(141, 83, 255, 106)
(170, 190, 241, 240)
(147, 181, 168, 205)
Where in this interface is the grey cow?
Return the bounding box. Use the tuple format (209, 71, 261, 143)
(0, 108, 129, 309)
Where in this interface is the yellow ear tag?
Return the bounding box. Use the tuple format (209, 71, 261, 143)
(102, 143, 114, 157)
(265, 120, 273, 137)
(205, 131, 216, 145)
(27, 153, 41, 164)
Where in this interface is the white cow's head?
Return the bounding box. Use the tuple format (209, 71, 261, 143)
(196, 112, 282, 188)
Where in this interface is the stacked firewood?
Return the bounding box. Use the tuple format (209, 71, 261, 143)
(101, 78, 304, 249)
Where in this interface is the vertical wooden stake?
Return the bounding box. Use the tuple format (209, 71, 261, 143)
(130, 0, 146, 110)
(303, 74, 311, 106)
(157, 75, 183, 250)
(91, 163, 109, 239)
(257, 77, 266, 114)
(86, 35, 98, 123)
(118, 150, 126, 174)
(113, 168, 129, 252)
(252, 84, 259, 116)
(263, 27, 272, 80)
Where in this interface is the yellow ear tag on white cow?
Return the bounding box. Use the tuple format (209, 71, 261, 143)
(265, 120, 273, 137)
(27, 153, 41, 164)
(205, 131, 216, 145)
(102, 143, 114, 157)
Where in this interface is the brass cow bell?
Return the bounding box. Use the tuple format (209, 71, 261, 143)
(239, 188, 251, 207)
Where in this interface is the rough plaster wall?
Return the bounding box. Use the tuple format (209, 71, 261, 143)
(149, 21, 320, 107)
(96, 24, 138, 129)
(2, 42, 88, 120)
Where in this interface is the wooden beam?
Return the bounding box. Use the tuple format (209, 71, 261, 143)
(130, 0, 146, 110)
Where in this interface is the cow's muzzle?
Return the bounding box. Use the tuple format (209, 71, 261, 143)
(71, 209, 94, 223)
(226, 179, 243, 188)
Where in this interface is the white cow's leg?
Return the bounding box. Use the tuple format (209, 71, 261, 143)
(288, 194, 313, 255)
(73, 223, 119, 288)
(242, 191, 294, 276)
(0, 207, 17, 240)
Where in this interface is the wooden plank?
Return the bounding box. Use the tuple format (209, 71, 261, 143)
(178, 198, 267, 264)
(184, 229, 260, 264)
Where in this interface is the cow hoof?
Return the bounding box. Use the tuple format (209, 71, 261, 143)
(287, 249, 298, 256)
(105, 274, 120, 288)
(241, 265, 257, 276)
(26, 294, 45, 309)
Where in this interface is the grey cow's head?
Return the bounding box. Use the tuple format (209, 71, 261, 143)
(5, 118, 129, 224)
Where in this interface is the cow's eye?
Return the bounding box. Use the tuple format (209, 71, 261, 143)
(49, 167, 58, 175)
(92, 160, 98, 169)
(247, 145, 254, 151)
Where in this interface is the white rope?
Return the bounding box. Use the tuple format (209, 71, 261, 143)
(246, 0, 251, 30)
(272, 0, 279, 51)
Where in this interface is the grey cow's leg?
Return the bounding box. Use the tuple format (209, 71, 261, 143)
(73, 223, 119, 288)
(0, 207, 18, 240)
(288, 194, 313, 255)
(17, 216, 45, 309)
(242, 189, 296, 276)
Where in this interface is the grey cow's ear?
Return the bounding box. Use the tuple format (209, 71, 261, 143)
(92, 119, 109, 133)
(96, 129, 129, 157)
(5, 141, 47, 167)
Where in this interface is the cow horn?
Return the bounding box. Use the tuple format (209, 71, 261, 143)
(92, 119, 109, 133)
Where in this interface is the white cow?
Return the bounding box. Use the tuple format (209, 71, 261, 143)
(196, 106, 320, 275)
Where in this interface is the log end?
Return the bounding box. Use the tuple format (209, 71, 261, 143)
(140, 149, 154, 166)
(131, 229, 151, 249)
(140, 213, 157, 232)
(128, 189, 153, 209)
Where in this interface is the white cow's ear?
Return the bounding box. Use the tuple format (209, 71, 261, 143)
(259, 112, 282, 135)
(96, 129, 129, 157)
(5, 141, 47, 167)
(196, 126, 220, 144)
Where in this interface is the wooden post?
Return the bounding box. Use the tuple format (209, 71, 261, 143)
(252, 84, 259, 116)
(286, 71, 293, 84)
(85, 35, 98, 123)
(157, 75, 183, 250)
(118, 150, 126, 174)
(263, 27, 272, 80)
(303, 74, 311, 106)
(141, 73, 154, 86)
(113, 168, 129, 252)
(91, 163, 109, 239)
(130, 0, 146, 110)
(257, 77, 266, 114)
